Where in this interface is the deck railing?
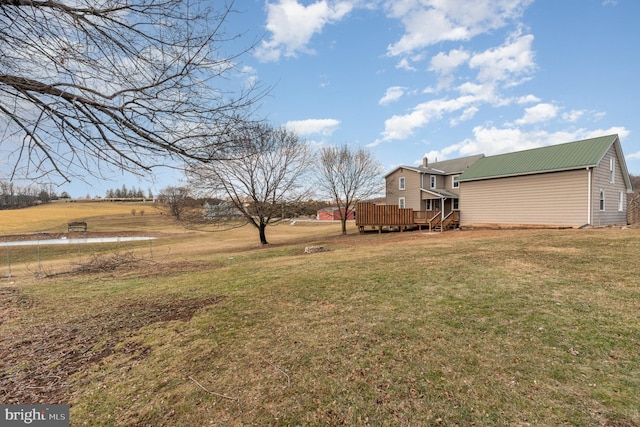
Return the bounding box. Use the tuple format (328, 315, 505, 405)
(356, 203, 414, 226)
(356, 203, 459, 232)
(413, 210, 438, 224)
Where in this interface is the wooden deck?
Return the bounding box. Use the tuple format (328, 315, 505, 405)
(356, 203, 459, 233)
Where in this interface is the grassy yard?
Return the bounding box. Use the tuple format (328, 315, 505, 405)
(1, 203, 639, 426)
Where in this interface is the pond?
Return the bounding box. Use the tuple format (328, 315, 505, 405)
(0, 236, 156, 247)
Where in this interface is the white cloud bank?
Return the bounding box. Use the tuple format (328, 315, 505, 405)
(627, 151, 640, 160)
(255, 0, 355, 62)
(284, 118, 341, 136)
(376, 31, 537, 144)
(514, 103, 558, 125)
(384, 0, 534, 57)
(378, 86, 406, 105)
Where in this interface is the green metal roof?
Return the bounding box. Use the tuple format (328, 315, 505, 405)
(458, 135, 619, 182)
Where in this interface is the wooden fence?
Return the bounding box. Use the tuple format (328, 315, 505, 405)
(356, 202, 419, 233)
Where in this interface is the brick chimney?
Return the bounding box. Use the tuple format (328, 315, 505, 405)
(422, 157, 428, 168)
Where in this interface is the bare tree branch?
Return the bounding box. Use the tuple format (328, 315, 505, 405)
(0, 0, 266, 183)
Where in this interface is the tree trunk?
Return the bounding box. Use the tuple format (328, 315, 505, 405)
(259, 222, 268, 245)
(341, 218, 348, 235)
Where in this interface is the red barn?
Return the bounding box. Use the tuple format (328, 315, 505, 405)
(317, 207, 355, 221)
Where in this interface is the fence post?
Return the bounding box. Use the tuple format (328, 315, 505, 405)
(5, 246, 11, 279)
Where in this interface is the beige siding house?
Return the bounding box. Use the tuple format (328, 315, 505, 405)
(385, 155, 484, 214)
(458, 134, 633, 228)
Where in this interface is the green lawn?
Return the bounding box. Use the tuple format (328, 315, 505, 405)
(2, 225, 639, 426)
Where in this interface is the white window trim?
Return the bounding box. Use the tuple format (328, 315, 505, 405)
(399, 176, 405, 190)
(618, 191, 624, 212)
(398, 197, 405, 209)
(430, 175, 436, 189)
(610, 158, 615, 184)
(599, 189, 605, 211)
(452, 175, 460, 189)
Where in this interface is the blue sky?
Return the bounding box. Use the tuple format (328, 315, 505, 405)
(61, 0, 640, 197)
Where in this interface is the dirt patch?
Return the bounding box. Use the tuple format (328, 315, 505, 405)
(0, 287, 34, 325)
(42, 249, 220, 279)
(0, 291, 225, 404)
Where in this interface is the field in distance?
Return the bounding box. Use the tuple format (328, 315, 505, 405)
(0, 200, 182, 235)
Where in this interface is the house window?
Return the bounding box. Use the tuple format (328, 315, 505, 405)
(610, 158, 615, 183)
(599, 189, 605, 211)
(619, 191, 624, 211)
(453, 199, 459, 210)
(430, 175, 436, 189)
(399, 177, 405, 190)
(427, 199, 441, 211)
(452, 175, 460, 189)
(398, 197, 405, 209)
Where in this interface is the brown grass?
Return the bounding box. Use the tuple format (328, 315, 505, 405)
(1, 203, 639, 426)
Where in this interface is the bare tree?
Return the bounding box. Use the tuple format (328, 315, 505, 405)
(630, 174, 640, 196)
(0, 0, 264, 183)
(188, 123, 312, 244)
(316, 145, 384, 234)
(158, 186, 190, 220)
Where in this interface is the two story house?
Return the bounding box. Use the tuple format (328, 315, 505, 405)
(376, 134, 633, 231)
(385, 154, 484, 215)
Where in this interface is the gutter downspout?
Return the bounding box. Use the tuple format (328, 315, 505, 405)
(587, 168, 592, 225)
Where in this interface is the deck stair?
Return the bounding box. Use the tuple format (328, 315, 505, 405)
(440, 211, 460, 231)
(428, 211, 442, 231)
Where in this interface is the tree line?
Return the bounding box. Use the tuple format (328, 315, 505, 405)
(104, 186, 153, 200)
(0, 181, 63, 210)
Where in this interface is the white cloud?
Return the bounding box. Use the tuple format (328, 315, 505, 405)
(379, 86, 406, 105)
(562, 109, 585, 123)
(380, 95, 477, 140)
(283, 118, 340, 136)
(255, 0, 354, 62)
(378, 28, 538, 143)
(396, 58, 417, 71)
(450, 106, 479, 126)
(628, 151, 640, 160)
(385, 0, 533, 56)
(517, 94, 541, 104)
(430, 49, 470, 74)
(514, 103, 558, 125)
(240, 65, 258, 88)
(456, 82, 499, 104)
(429, 48, 471, 89)
(469, 31, 536, 84)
